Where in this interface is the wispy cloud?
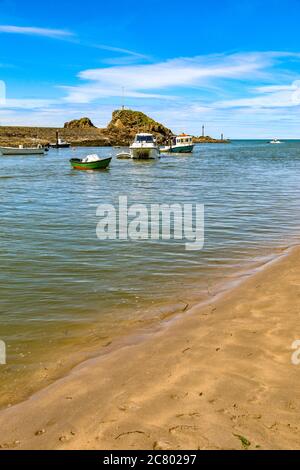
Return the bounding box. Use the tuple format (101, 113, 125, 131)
(91, 43, 149, 59)
(216, 79, 300, 109)
(3, 49, 300, 137)
(3, 98, 59, 109)
(62, 51, 292, 104)
(0, 24, 148, 62)
(0, 25, 74, 39)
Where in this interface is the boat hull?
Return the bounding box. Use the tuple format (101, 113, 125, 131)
(130, 147, 158, 159)
(70, 157, 112, 170)
(0, 147, 45, 155)
(49, 144, 71, 149)
(160, 144, 194, 154)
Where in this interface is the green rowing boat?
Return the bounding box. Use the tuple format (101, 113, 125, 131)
(70, 156, 112, 170)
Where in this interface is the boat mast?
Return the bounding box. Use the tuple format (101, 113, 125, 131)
(121, 87, 125, 110)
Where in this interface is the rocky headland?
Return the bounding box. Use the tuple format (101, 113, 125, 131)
(193, 135, 230, 144)
(0, 109, 229, 147)
(0, 110, 173, 147)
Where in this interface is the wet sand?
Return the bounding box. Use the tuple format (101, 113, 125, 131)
(1, 246, 300, 450)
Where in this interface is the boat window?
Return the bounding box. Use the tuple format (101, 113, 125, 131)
(136, 135, 154, 143)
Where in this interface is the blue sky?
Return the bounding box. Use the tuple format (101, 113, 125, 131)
(1, 0, 300, 137)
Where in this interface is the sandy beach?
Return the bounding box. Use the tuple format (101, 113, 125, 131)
(0, 245, 300, 450)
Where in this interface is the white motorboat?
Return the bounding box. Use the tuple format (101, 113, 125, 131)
(0, 145, 45, 155)
(130, 133, 159, 159)
(269, 139, 282, 144)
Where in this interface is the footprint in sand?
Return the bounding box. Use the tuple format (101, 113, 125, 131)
(170, 392, 189, 400)
(118, 401, 140, 412)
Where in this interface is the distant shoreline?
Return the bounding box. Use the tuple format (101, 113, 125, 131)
(193, 136, 230, 144)
(0, 106, 231, 147)
(0, 125, 112, 147)
(0, 125, 231, 147)
(1, 125, 299, 147)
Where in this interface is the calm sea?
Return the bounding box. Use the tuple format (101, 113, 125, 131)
(1, 140, 300, 406)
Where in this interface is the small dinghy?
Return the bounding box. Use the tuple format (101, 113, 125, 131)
(116, 152, 131, 159)
(70, 154, 112, 170)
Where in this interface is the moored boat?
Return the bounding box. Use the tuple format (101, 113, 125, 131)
(130, 133, 159, 159)
(70, 154, 112, 170)
(0, 145, 45, 155)
(49, 138, 70, 149)
(160, 134, 194, 153)
(116, 152, 131, 159)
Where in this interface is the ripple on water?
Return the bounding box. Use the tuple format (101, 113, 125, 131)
(1, 141, 300, 407)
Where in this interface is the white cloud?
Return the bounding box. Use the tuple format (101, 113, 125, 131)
(62, 51, 298, 104)
(0, 25, 74, 39)
(62, 85, 175, 103)
(2, 98, 59, 109)
(3, 50, 300, 137)
(216, 79, 300, 109)
(91, 44, 149, 59)
(0, 80, 5, 105)
(254, 84, 298, 93)
(0, 25, 148, 60)
(0, 103, 113, 127)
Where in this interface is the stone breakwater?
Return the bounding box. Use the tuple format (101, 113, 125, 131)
(0, 125, 111, 147)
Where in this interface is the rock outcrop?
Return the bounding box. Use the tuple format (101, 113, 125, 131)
(105, 109, 173, 145)
(64, 117, 96, 129)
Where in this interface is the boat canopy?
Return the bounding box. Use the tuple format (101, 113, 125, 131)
(82, 154, 100, 163)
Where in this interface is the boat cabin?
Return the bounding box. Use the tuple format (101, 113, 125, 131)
(134, 133, 155, 144)
(175, 134, 193, 145)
